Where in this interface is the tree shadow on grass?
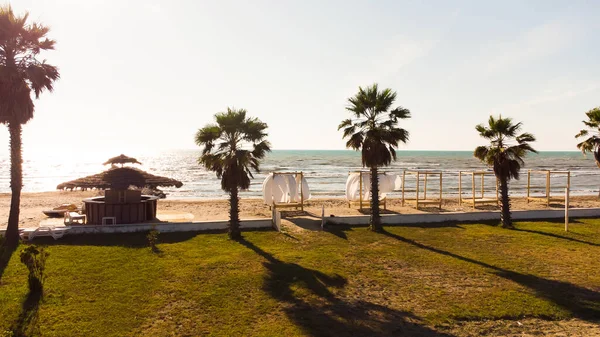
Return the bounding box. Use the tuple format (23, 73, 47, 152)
(28, 232, 200, 248)
(514, 228, 600, 247)
(390, 222, 467, 229)
(519, 218, 583, 225)
(238, 238, 454, 337)
(284, 216, 323, 231)
(11, 288, 43, 337)
(381, 230, 600, 322)
(0, 243, 17, 283)
(323, 223, 354, 240)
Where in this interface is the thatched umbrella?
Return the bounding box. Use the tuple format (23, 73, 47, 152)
(56, 167, 183, 191)
(103, 154, 142, 167)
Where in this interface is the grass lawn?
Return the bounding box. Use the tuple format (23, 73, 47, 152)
(0, 219, 599, 336)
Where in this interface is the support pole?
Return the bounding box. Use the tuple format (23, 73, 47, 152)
(402, 170, 406, 206)
(359, 172, 363, 210)
(348, 173, 351, 208)
(546, 171, 551, 206)
(472, 173, 475, 210)
(416, 171, 420, 210)
(424, 173, 428, 200)
(527, 170, 531, 203)
(459, 171, 462, 205)
(439, 172, 443, 210)
(565, 187, 570, 232)
(273, 172, 277, 211)
(300, 172, 304, 212)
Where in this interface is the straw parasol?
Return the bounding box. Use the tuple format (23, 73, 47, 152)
(56, 167, 183, 190)
(103, 154, 142, 167)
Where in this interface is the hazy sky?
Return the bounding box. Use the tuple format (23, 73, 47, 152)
(2, 0, 600, 155)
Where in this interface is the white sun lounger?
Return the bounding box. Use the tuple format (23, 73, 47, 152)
(19, 226, 71, 241)
(64, 211, 86, 225)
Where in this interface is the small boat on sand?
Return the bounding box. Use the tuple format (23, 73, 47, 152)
(42, 204, 79, 218)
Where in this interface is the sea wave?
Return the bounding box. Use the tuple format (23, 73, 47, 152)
(1, 150, 600, 199)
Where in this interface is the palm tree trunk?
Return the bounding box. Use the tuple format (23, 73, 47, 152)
(228, 187, 241, 240)
(369, 166, 382, 232)
(499, 176, 513, 229)
(5, 122, 22, 247)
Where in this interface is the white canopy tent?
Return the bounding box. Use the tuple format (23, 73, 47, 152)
(345, 171, 402, 210)
(262, 172, 310, 210)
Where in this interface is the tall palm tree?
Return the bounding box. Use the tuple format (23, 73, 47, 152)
(575, 107, 600, 197)
(0, 6, 59, 247)
(338, 84, 411, 232)
(195, 108, 271, 240)
(474, 115, 537, 229)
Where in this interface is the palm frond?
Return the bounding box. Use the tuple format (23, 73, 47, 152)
(197, 108, 271, 193)
(339, 84, 411, 168)
(0, 5, 59, 125)
(575, 129, 589, 138)
(474, 115, 536, 182)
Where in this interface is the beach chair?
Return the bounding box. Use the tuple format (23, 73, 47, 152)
(64, 211, 86, 225)
(19, 226, 70, 241)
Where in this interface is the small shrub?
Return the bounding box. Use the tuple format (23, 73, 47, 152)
(147, 228, 160, 253)
(1, 330, 14, 337)
(20, 245, 49, 295)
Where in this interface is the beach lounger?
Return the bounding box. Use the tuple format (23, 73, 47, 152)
(43, 203, 80, 218)
(64, 211, 86, 225)
(19, 226, 71, 241)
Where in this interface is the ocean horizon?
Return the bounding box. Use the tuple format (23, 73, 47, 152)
(0, 150, 598, 199)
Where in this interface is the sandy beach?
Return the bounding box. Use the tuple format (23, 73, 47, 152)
(2, 191, 600, 229)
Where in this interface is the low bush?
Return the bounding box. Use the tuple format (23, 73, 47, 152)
(20, 245, 49, 295)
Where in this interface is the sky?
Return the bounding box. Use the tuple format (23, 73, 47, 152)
(2, 0, 600, 156)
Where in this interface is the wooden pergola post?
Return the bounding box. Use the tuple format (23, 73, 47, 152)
(424, 173, 428, 200)
(416, 171, 420, 210)
(300, 171, 304, 212)
(471, 172, 476, 210)
(439, 172, 443, 209)
(402, 170, 406, 206)
(459, 171, 462, 206)
(546, 171, 551, 206)
(527, 170, 531, 203)
(359, 173, 363, 210)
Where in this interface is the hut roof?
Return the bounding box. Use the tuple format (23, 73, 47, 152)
(56, 167, 183, 190)
(103, 154, 142, 166)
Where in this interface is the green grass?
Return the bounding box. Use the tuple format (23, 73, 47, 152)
(1, 219, 599, 336)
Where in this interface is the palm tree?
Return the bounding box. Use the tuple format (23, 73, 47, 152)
(338, 84, 411, 232)
(474, 115, 537, 229)
(575, 107, 600, 197)
(195, 108, 271, 240)
(0, 6, 59, 247)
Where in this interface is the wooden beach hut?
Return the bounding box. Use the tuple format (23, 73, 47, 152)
(56, 155, 182, 225)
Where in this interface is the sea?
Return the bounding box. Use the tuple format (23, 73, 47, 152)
(0, 150, 598, 199)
